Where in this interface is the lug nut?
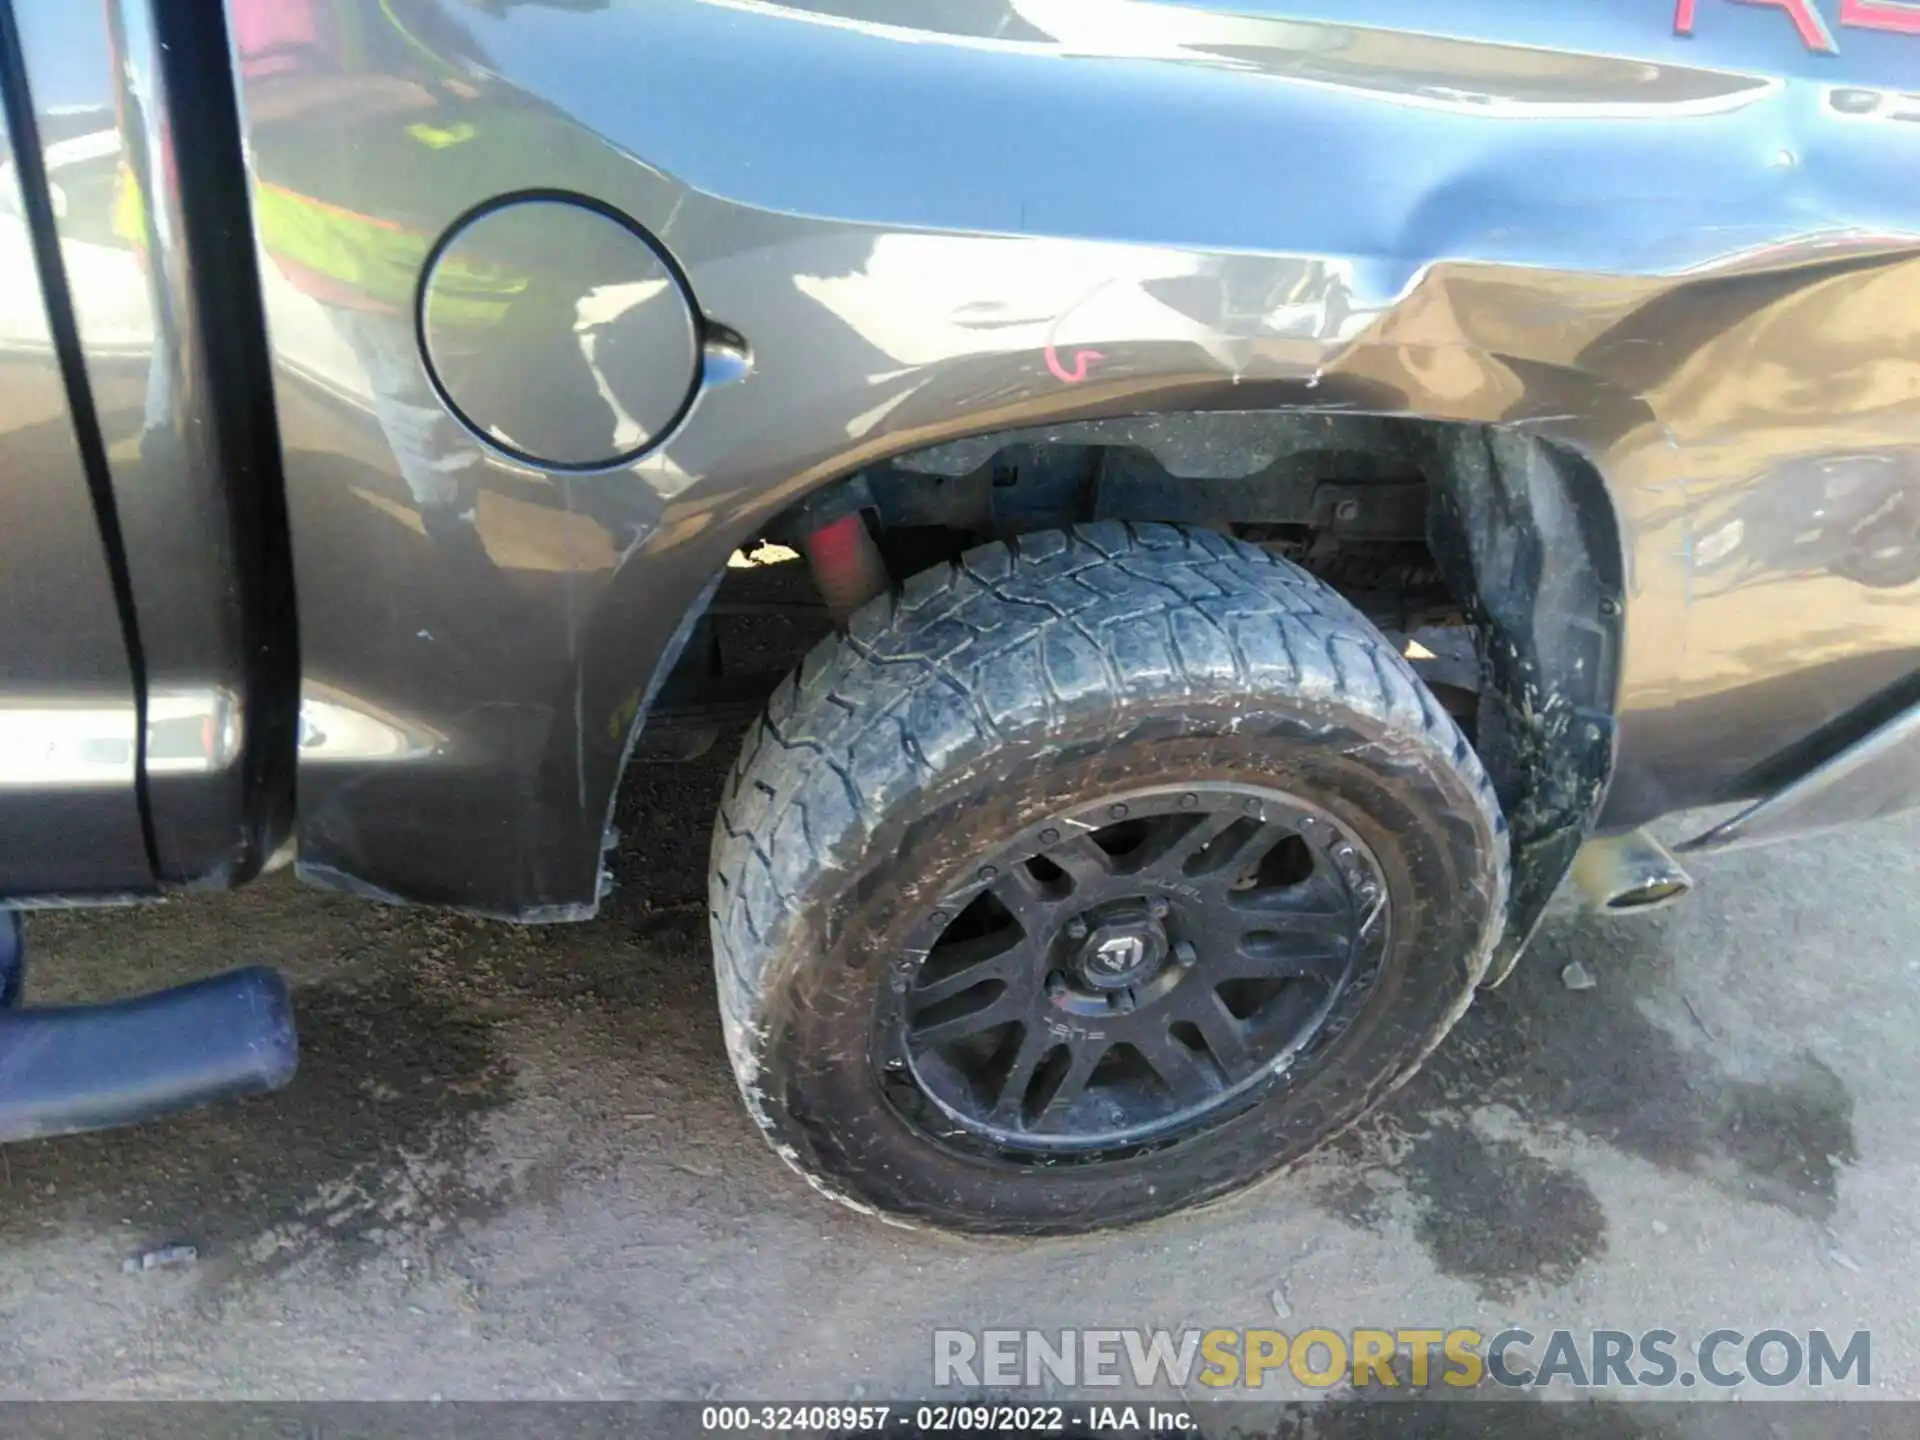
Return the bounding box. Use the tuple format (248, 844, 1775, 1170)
(1066, 917, 1088, 940)
(1149, 896, 1170, 918)
(978, 865, 998, 882)
(1109, 803, 1130, 820)
(1179, 793, 1199, 809)
(1243, 797, 1262, 816)
(1046, 971, 1067, 998)
(1040, 827, 1060, 844)
(1108, 990, 1136, 1014)
(1173, 940, 1199, 968)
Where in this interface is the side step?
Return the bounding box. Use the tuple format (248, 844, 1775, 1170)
(0, 916, 296, 1143)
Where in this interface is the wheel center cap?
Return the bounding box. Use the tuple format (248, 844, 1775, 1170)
(1074, 913, 1166, 990)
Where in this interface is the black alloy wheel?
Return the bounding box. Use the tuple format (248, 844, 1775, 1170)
(876, 784, 1387, 1159)
(711, 523, 1508, 1233)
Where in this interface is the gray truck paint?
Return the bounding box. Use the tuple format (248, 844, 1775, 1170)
(2, 0, 295, 894)
(3, 0, 1919, 920)
(0, 31, 151, 896)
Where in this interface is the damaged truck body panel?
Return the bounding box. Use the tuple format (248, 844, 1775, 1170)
(1, 0, 1914, 926)
(201, 0, 1920, 922)
(4, 0, 1920, 1205)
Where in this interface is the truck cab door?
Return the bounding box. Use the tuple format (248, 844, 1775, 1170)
(0, 78, 152, 898)
(0, 0, 297, 899)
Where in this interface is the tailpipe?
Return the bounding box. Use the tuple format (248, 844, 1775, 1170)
(1571, 829, 1695, 914)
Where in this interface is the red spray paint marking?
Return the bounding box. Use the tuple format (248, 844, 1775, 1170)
(1043, 345, 1106, 384)
(1042, 278, 1117, 385)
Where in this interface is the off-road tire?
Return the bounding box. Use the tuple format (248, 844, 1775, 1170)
(710, 522, 1507, 1233)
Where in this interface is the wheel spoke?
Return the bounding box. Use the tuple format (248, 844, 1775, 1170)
(1175, 897, 1352, 971)
(1233, 864, 1345, 913)
(1178, 989, 1255, 1081)
(1048, 832, 1114, 890)
(1241, 888, 1351, 926)
(1170, 810, 1268, 875)
(911, 932, 1030, 1007)
(987, 1023, 1058, 1126)
(988, 862, 1056, 917)
(1223, 929, 1351, 984)
(1030, 1042, 1106, 1128)
(1136, 1028, 1220, 1107)
(910, 989, 1023, 1047)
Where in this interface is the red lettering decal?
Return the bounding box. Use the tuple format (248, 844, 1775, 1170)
(1734, 0, 1841, 51)
(1676, 0, 1699, 34)
(1841, 0, 1920, 32)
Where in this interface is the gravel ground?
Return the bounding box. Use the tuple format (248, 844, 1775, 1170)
(3, 745, 1914, 1413)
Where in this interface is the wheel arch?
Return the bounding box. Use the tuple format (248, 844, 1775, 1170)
(603, 407, 1625, 972)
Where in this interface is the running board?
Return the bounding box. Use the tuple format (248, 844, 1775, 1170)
(0, 957, 296, 1142)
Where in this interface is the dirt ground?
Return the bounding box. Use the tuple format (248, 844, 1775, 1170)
(5, 744, 1914, 1408)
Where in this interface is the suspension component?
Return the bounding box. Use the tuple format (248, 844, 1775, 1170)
(802, 512, 889, 621)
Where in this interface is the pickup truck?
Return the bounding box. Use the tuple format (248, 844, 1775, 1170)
(1, 0, 1916, 1233)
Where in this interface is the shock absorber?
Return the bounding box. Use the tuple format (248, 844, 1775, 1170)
(802, 511, 890, 622)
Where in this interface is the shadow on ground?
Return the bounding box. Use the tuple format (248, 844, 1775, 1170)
(1314, 912, 1855, 1299)
(0, 746, 739, 1276)
(4, 739, 1859, 1308)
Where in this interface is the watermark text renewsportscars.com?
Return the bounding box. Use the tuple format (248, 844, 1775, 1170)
(932, 1327, 1871, 1392)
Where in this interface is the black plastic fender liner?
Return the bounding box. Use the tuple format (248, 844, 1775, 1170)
(0, 967, 297, 1143)
(1424, 427, 1625, 986)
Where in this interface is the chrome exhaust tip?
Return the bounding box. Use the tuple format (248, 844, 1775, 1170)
(1571, 830, 1695, 914)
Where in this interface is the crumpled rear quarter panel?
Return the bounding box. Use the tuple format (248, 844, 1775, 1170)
(222, 0, 1920, 916)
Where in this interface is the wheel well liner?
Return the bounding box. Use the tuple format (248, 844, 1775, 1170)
(1421, 425, 1624, 983)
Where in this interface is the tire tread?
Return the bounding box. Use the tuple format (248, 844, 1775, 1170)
(709, 523, 1506, 1223)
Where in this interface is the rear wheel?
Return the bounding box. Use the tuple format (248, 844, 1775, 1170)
(710, 523, 1506, 1233)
